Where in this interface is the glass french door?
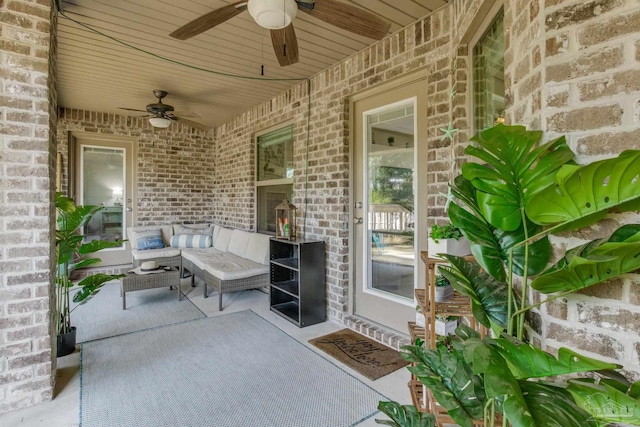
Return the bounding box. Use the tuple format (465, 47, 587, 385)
(352, 78, 427, 333)
(73, 134, 136, 266)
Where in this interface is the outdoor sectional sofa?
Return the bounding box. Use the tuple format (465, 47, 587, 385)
(126, 224, 271, 310)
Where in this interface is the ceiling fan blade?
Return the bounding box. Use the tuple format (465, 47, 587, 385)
(175, 117, 211, 132)
(172, 110, 202, 119)
(169, 1, 248, 40)
(118, 107, 148, 113)
(301, 0, 390, 40)
(271, 25, 299, 67)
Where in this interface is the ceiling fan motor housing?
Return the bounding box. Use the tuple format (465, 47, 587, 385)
(146, 90, 174, 114)
(248, 0, 298, 29)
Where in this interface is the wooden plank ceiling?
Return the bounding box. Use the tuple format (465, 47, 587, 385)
(57, 0, 446, 130)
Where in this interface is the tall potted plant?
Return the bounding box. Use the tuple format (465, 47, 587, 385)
(56, 192, 125, 356)
(377, 125, 640, 427)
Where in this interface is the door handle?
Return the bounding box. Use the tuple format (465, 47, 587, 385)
(354, 202, 363, 209)
(353, 217, 363, 224)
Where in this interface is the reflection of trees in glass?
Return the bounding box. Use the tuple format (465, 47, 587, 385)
(369, 164, 414, 211)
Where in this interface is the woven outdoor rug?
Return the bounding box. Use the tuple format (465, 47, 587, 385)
(72, 281, 204, 343)
(309, 329, 409, 381)
(80, 310, 387, 427)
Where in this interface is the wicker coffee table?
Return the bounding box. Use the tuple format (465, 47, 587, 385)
(120, 268, 181, 310)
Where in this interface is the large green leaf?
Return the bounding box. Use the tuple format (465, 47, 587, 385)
(531, 225, 640, 294)
(526, 150, 640, 230)
(56, 234, 83, 266)
(55, 192, 76, 213)
(488, 336, 620, 379)
(72, 273, 126, 304)
(437, 254, 512, 333)
(463, 125, 574, 231)
(568, 380, 640, 425)
(402, 344, 485, 427)
(514, 381, 598, 427)
(375, 402, 435, 427)
(449, 176, 552, 281)
(464, 338, 601, 427)
(57, 204, 102, 233)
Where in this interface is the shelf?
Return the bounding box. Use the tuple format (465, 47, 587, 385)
(407, 380, 428, 413)
(271, 301, 300, 324)
(415, 289, 473, 317)
(407, 321, 426, 343)
(271, 257, 299, 270)
(269, 238, 325, 328)
(271, 280, 299, 297)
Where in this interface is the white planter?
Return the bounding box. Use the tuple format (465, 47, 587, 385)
(435, 319, 458, 336)
(429, 236, 471, 258)
(434, 284, 454, 302)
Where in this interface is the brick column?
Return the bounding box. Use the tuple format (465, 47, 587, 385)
(0, 0, 57, 414)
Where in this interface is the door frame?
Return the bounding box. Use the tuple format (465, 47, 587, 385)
(70, 132, 138, 265)
(347, 66, 430, 321)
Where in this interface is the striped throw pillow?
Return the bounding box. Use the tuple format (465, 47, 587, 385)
(170, 234, 212, 249)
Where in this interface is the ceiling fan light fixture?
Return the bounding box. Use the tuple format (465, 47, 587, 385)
(149, 116, 172, 128)
(247, 0, 297, 30)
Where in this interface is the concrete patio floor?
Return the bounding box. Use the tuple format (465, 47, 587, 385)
(0, 276, 412, 427)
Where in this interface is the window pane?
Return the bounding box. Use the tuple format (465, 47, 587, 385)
(257, 125, 294, 181)
(82, 146, 124, 242)
(256, 184, 293, 234)
(473, 11, 505, 132)
(367, 102, 415, 301)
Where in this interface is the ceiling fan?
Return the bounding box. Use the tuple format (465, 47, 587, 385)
(118, 90, 210, 131)
(169, 0, 391, 66)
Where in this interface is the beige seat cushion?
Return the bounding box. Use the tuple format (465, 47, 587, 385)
(131, 248, 181, 261)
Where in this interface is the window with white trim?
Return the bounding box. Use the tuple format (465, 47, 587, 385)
(255, 124, 294, 234)
(472, 9, 505, 132)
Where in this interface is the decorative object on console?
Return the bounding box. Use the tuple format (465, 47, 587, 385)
(275, 198, 296, 240)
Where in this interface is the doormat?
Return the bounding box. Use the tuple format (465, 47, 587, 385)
(309, 328, 409, 381)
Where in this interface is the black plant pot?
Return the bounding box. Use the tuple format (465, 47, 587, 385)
(56, 326, 77, 357)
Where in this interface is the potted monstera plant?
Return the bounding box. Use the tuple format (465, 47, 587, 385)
(377, 125, 640, 427)
(55, 192, 125, 357)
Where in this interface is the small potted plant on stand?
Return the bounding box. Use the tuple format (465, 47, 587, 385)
(434, 273, 454, 302)
(434, 315, 458, 336)
(56, 192, 126, 357)
(429, 223, 470, 258)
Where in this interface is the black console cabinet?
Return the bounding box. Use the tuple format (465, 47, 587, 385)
(269, 238, 325, 327)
